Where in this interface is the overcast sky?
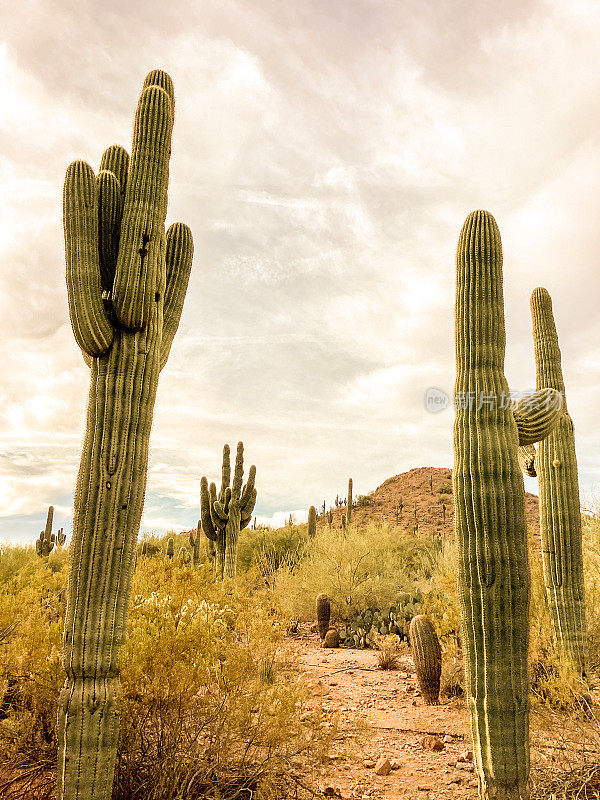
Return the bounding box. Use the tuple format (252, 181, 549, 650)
(2, 0, 600, 543)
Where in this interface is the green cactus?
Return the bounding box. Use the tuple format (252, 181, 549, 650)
(166, 537, 175, 559)
(57, 70, 193, 800)
(316, 593, 331, 640)
(531, 287, 587, 675)
(347, 477, 353, 523)
(409, 615, 442, 705)
(518, 444, 537, 478)
(189, 521, 202, 567)
(200, 442, 257, 580)
(323, 627, 340, 648)
(512, 387, 563, 446)
(36, 506, 55, 557)
(178, 546, 191, 566)
(453, 210, 530, 800)
(308, 505, 317, 539)
(57, 528, 67, 547)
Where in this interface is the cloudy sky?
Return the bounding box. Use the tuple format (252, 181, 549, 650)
(2, 0, 600, 543)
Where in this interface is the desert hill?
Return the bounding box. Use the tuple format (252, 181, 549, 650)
(317, 466, 540, 539)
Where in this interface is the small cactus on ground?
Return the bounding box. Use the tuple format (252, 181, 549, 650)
(308, 505, 317, 539)
(36, 506, 55, 557)
(178, 546, 191, 566)
(347, 477, 353, 523)
(189, 521, 202, 567)
(166, 537, 174, 559)
(316, 593, 331, 640)
(531, 287, 587, 675)
(409, 615, 442, 705)
(201, 442, 257, 580)
(323, 627, 340, 648)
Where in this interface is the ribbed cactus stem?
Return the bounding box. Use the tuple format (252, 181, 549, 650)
(166, 537, 174, 559)
(518, 445, 537, 478)
(189, 522, 202, 567)
(308, 505, 317, 539)
(316, 593, 331, 640)
(45, 505, 54, 538)
(200, 443, 257, 581)
(409, 615, 441, 705)
(531, 288, 586, 675)
(347, 478, 353, 523)
(453, 210, 530, 800)
(57, 70, 193, 800)
(512, 388, 563, 446)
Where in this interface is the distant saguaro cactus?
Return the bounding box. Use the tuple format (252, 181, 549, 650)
(409, 615, 441, 705)
(57, 70, 193, 800)
(178, 546, 191, 566)
(308, 505, 317, 539)
(316, 593, 331, 640)
(531, 287, 587, 675)
(189, 521, 202, 567)
(347, 477, 353, 523)
(341, 514, 347, 531)
(36, 506, 56, 557)
(57, 528, 67, 547)
(166, 537, 174, 560)
(453, 210, 530, 800)
(201, 442, 257, 580)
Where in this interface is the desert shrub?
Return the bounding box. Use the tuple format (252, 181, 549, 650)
(437, 484, 452, 495)
(355, 495, 372, 507)
(237, 525, 307, 577)
(0, 554, 331, 800)
(272, 523, 438, 621)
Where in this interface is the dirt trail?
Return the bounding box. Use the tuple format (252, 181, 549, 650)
(293, 625, 477, 800)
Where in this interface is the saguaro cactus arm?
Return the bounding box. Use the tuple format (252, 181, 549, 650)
(512, 387, 563, 446)
(518, 444, 537, 478)
(160, 223, 194, 369)
(453, 210, 530, 800)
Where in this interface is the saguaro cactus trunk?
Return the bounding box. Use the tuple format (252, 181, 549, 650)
(531, 288, 587, 675)
(347, 477, 353, 523)
(58, 70, 193, 800)
(453, 210, 530, 800)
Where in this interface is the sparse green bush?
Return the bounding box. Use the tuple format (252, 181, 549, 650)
(356, 495, 372, 507)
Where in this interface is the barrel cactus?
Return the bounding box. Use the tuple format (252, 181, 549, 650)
(178, 546, 191, 566)
(531, 287, 587, 675)
(316, 593, 331, 640)
(200, 442, 257, 580)
(308, 505, 317, 539)
(323, 627, 340, 648)
(453, 210, 530, 800)
(166, 537, 175, 560)
(58, 69, 193, 800)
(409, 615, 441, 705)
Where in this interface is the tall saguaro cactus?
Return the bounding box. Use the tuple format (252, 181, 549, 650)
(36, 506, 56, 557)
(347, 477, 353, 523)
(201, 443, 257, 580)
(58, 70, 193, 800)
(531, 288, 587, 675)
(453, 210, 530, 800)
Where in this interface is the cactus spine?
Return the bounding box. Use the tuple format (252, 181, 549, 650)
(316, 593, 331, 640)
(308, 505, 317, 539)
(58, 70, 193, 800)
(453, 210, 530, 800)
(531, 288, 586, 675)
(409, 615, 441, 705)
(189, 521, 202, 567)
(347, 477, 353, 523)
(201, 442, 257, 580)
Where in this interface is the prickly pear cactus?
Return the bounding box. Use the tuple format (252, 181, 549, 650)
(58, 70, 193, 800)
(453, 210, 530, 800)
(308, 505, 317, 539)
(409, 615, 441, 705)
(189, 521, 202, 567)
(316, 593, 331, 640)
(201, 442, 257, 580)
(531, 287, 587, 675)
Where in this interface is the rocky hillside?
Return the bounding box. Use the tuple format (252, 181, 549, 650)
(318, 466, 539, 539)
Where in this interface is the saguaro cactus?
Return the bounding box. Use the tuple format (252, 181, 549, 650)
(316, 593, 331, 640)
(347, 477, 353, 523)
(200, 443, 257, 580)
(57, 528, 67, 547)
(531, 288, 587, 675)
(189, 521, 202, 567)
(409, 615, 442, 705)
(308, 505, 317, 539)
(58, 70, 193, 800)
(36, 506, 56, 557)
(453, 210, 530, 800)
(166, 537, 175, 559)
